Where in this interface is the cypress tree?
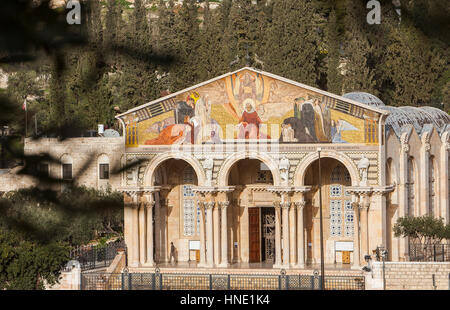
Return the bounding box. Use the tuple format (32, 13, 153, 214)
(326, 9, 343, 94)
(170, 0, 200, 90)
(119, 0, 159, 110)
(227, 0, 260, 69)
(197, 0, 224, 80)
(381, 23, 445, 106)
(264, 0, 320, 86)
(155, 0, 177, 93)
(341, 0, 376, 94)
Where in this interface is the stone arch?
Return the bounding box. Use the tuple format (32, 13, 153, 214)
(294, 150, 359, 186)
(217, 151, 281, 186)
(144, 152, 206, 186)
(60, 153, 73, 164)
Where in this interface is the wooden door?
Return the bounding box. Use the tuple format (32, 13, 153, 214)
(249, 208, 261, 262)
(196, 250, 200, 262)
(342, 251, 351, 264)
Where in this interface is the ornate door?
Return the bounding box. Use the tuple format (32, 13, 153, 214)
(249, 208, 261, 262)
(261, 207, 275, 262)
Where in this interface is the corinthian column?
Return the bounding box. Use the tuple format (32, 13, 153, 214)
(360, 199, 370, 258)
(213, 202, 220, 265)
(289, 202, 296, 266)
(138, 202, 146, 265)
(144, 199, 155, 266)
(198, 201, 206, 267)
(206, 201, 215, 267)
(130, 197, 140, 268)
(295, 200, 306, 268)
(218, 201, 229, 267)
(273, 202, 282, 268)
(281, 201, 290, 267)
(351, 197, 361, 269)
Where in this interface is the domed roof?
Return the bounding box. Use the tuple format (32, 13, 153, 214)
(343, 92, 450, 137)
(342, 92, 385, 107)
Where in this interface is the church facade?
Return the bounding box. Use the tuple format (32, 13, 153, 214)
(5, 67, 449, 271)
(115, 67, 450, 270)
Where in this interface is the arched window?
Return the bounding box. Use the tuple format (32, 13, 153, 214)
(61, 154, 73, 180)
(329, 164, 353, 238)
(182, 166, 198, 237)
(407, 157, 415, 216)
(98, 154, 110, 180)
(428, 156, 436, 217)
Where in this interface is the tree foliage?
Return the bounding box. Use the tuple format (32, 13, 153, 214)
(393, 215, 450, 244)
(3, 0, 448, 136)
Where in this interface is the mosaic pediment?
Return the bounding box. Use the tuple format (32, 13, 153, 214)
(118, 68, 384, 147)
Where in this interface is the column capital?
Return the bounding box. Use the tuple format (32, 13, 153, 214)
(205, 201, 215, 210)
(218, 201, 230, 209)
(280, 202, 291, 209)
(274, 201, 281, 209)
(294, 200, 306, 210)
(359, 202, 370, 212)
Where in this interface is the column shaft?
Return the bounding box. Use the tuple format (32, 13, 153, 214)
(131, 204, 140, 267)
(219, 202, 229, 267)
(281, 203, 290, 267)
(139, 204, 146, 265)
(145, 200, 155, 266)
(296, 201, 305, 268)
(289, 204, 296, 266)
(198, 201, 206, 266)
(352, 203, 361, 268)
(274, 203, 282, 268)
(206, 202, 214, 267)
(213, 204, 220, 265)
(361, 206, 369, 256)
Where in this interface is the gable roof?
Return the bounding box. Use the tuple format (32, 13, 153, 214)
(115, 67, 390, 120)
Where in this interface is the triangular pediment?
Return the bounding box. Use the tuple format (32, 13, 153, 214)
(117, 67, 387, 146)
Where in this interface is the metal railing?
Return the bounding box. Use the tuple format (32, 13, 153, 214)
(81, 270, 365, 290)
(409, 243, 450, 262)
(69, 239, 126, 271)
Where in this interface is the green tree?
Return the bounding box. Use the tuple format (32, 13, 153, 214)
(169, 0, 201, 91)
(341, 0, 376, 94)
(393, 215, 447, 244)
(381, 23, 445, 106)
(325, 9, 343, 94)
(0, 229, 69, 290)
(119, 0, 160, 110)
(197, 0, 226, 81)
(264, 0, 321, 86)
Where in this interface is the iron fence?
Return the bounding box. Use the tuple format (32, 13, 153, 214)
(81, 271, 365, 290)
(409, 243, 450, 262)
(69, 239, 126, 271)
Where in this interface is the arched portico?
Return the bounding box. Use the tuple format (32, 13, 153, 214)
(294, 150, 360, 187)
(144, 152, 206, 186)
(217, 152, 282, 187)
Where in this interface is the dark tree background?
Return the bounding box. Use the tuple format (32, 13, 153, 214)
(0, 0, 448, 289)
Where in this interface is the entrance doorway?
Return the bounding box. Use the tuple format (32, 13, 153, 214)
(249, 207, 275, 263)
(261, 207, 275, 263)
(249, 208, 260, 262)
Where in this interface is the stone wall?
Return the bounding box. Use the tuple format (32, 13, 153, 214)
(0, 137, 124, 193)
(366, 262, 450, 290)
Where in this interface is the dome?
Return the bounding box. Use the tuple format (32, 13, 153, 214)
(342, 92, 450, 137)
(343, 92, 385, 107)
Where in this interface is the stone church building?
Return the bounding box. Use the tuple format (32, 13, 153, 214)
(3, 67, 449, 271)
